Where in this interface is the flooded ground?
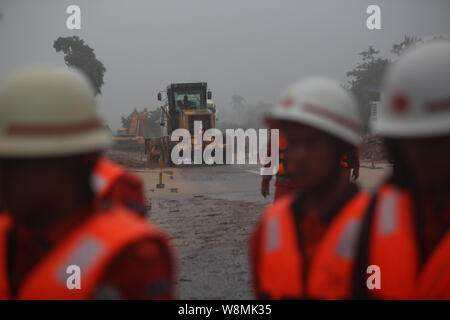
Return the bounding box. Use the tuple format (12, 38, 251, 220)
(131, 161, 392, 299)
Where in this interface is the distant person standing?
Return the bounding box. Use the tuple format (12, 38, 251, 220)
(183, 95, 192, 108)
(340, 149, 360, 181)
(261, 131, 299, 200)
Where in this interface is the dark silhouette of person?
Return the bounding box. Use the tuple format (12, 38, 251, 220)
(184, 95, 191, 108)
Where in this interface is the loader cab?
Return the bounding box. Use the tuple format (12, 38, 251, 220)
(167, 82, 208, 111)
(163, 82, 213, 133)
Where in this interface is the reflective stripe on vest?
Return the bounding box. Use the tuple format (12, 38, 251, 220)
(0, 208, 165, 299)
(377, 186, 399, 236)
(259, 195, 302, 298)
(92, 158, 127, 198)
(308, 192, 371, 299)
(335, 218, 361, 259)
(368, 184, 450, 299)
(257, 191, 371, 299)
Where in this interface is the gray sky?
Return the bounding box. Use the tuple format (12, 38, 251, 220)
(1, 0, 449, 130)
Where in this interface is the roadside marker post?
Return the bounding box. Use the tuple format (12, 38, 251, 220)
(371, 151, 375, 169)
(156, 157, 165, 189)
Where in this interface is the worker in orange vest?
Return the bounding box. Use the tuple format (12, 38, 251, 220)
(261, 132, 298, 200)
(92, 157, 148, 216)
(249, 76, 370, 299)
(0, 67, 175, 299)
(340, 150, 360, 181)
(313, 41, 450, 299)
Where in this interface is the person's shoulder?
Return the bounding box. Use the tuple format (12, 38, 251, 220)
(97, 157, 143, 190)
(271, 193, 296, 209)
(95, 236, 175, 299)
(98, 202, 169, 240)
(0, 210, 12, 229)
(115, 170, 143, 189)
(98, 203, 174, 269)
(250, 195, 297, 260)
(263, 193, 296, 219)
(336, 186, 373, 223)
(96, 157, 124, 171)
(111, 236, 173, 268)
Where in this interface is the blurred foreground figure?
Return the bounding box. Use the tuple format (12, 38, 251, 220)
(348, 41, 450, 299)
(249, 77, 370, 299)
(261, 132, 299, 200)
(0, 67, 175, 299)
(92, 157, 147, 216)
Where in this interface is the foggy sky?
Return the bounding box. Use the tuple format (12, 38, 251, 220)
(1, 0, 449, 130)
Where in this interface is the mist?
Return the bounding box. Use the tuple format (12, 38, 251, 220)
(1, 0, 449, 131)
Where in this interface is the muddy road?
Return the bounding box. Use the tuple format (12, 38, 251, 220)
(131, 161, 391, 299)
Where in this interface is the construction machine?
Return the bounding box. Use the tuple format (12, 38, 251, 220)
(145, 82, 224, 164)
(113, 109, 150, 150)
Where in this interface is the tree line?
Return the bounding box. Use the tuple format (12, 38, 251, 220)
(52, 35, 446, 135)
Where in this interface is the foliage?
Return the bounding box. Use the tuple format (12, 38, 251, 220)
(120, 108, 138, 130)
(346, 36, 435, 132)
(231, 94, 246, 114)
(120, 108, 161, 137)
(147, 109, 162, 137)
(53, 36, 106, 95)
(346, 46, 389, 131)
(391, 35, 421, 56)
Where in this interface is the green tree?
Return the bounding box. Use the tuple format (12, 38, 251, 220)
(104, 124, 113, 133)
(231, 94, 246, 113)
(147, 109, 162, 137)
(53, 36, 106, 95)
(120, 108, 138, 130)
(120, 108, 161, 137)
(346, 45, 389, 131)
(391, 35, 421, 56)
(391, 35, 450, 57)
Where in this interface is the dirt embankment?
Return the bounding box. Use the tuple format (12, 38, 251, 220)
(104, 149, 159, 169)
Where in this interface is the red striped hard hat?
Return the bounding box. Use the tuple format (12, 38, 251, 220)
(268, 76, 363, 147)
(0, 66, 111, 157)
(374, 41, 450, 138)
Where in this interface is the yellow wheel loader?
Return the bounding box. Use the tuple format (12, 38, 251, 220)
(145, 82, 225, 165)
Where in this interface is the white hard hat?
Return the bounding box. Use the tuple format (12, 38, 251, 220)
(374, 41, 450, 137)
(0, 66, 111, 158)
(268, 76, 363, 146)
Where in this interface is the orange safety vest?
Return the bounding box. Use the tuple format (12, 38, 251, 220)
(353, 183, 450, 299)
(92, 157, 146, 214)
(0, 207, 168, 299)
(277, 134, 288, 177)
(255, 190, 371, 299)
(92, 158, 131, 198)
